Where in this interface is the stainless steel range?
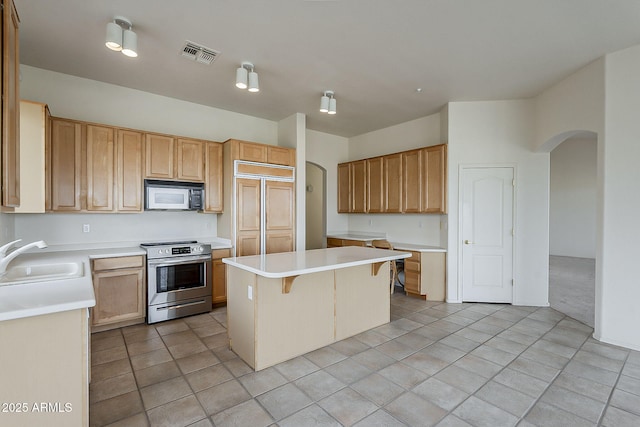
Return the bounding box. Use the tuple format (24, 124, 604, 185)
(141, 241, 212, 324)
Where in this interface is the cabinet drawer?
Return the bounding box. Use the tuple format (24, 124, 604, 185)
(92, 255, 144, 271)
(327, 238, 342, 247)
(404, 271, 420, 293)
(404, 259, 421, 273)
(212, 248, 231, 259)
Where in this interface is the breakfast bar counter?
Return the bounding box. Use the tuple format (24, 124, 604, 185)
(223, 246, 410, 370)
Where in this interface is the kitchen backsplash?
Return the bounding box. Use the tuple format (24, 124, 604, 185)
(12, 211, 218, 246)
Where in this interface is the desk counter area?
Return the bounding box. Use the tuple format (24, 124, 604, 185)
(223, 247, 410, 371)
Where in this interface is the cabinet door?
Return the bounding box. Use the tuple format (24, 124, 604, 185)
(402, 150, 422, 213)
(145, 134, 175, 179)
(92, 268, 145, 327)
(212, 258, 227, 304)
(238, 141, 267, 163)
(337, 163, 351, 213)
(422, 145, 447, 213)
(384, 153, 402, 213)
(177, 138, 204, 182)
(403, 252, 421, 295)
(267, 146, 295, 166)
(351, 160, 367, 213)
(117, 130, 144, 212)
(236, 178, 261, 256)
(86, 125, 114, 211)
(50, 119, 82, 211)
(205, 142, 223, 212)
(367, 157, 384, 213)
(1, 0, 20, 207)
(265, 180, 295, 254)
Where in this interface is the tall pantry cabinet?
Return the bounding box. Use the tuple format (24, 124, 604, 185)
(218, 139, 296, 257)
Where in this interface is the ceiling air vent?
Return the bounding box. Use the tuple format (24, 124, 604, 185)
(181, 41, 220, 65)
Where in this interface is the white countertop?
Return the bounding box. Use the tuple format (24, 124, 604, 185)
(0, 251, 95, 322)
(0, 239, 233, 322)
(326, 233, 446, 253)
(390, 242, 446, 253)
(223, 246, 411, 279)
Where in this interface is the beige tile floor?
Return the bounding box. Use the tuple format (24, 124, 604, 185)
(89, 293, 640, 427)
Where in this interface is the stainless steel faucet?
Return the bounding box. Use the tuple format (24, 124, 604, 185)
(0, 240, 48, 274)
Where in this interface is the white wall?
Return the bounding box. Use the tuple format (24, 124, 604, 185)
(598, 44, 640, 351)
(345, 113, 445, 245)
(278, 113, 307, 251)
(549, 137, 597, 258)
(20, 66, 278, 144)
(447, 100, 550, 306)
(15, 66, 278, 246)
(305, 130, 349, 235)
(535, 58, 605, 152)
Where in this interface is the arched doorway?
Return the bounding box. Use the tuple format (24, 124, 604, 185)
(540, 130, 598, 328)
(305, 162, 326, 249)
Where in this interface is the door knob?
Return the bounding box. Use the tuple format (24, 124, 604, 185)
(464, 240, 473, 245)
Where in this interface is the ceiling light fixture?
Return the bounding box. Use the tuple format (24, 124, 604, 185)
(320, 91, 336, 115)
(105, 16, 138, 58)
(236, 62, 259, 92)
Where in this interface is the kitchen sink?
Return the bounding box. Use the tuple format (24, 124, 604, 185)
(0, 261, 85, 286)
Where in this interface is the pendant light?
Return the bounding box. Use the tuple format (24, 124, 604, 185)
(105, 16, 138, 58)
(236, 62, 259, 93)
(320, 91, 336, 115)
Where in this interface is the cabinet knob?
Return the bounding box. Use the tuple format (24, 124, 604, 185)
(464, 240, 473, 245)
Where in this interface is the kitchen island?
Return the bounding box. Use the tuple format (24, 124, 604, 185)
(223, 246, 410, 371)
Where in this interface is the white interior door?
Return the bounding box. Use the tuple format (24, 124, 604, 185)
(461, 167, 514, 302)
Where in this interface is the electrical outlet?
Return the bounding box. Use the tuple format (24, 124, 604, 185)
(247, 285, 253, 300)
(369, 219, 373, 227)
(419, 221, 423, 228)
(83, 224, 90, 233)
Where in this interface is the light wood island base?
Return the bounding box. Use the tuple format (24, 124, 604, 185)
(224, 247, 409, 371)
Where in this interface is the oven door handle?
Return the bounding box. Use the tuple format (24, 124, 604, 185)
(148, 255, 211, 268)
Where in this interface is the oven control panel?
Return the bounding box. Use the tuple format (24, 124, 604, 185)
(142, 243, 212, 259)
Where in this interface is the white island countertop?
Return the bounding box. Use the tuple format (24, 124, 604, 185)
(223, 246, 411, 279)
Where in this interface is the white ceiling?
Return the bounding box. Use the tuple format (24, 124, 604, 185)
(15, 0, 640, 138)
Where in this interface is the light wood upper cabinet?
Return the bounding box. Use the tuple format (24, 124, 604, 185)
(384, 153, 402, 213)
(402, 149, 422, 213)
(177, 138, 204, 181)
(229, 139, 296, 166)
(116, 130, 144, 212)
(1, 0, 20, 208)
(145, 133, 175, 179)
(336, 144, 447, 214)
(205, 142, 223, 213)
(337, 163, 351, 213)
(15, 101, 49, 213)
(367, 157, 384, 213)
(422, 144, 447, 213)
(351, 160, 367, 213)
(267, 146, 296, 166)
(86, 125, 114, 211)
(50, 119, 82, 211)
(238, 140, 267, 163)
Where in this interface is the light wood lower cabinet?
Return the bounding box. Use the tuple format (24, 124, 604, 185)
(403, 250, 446, 301)
(212, 248, 231, 304)
(91, 255, 146, 332)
